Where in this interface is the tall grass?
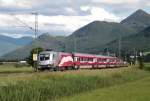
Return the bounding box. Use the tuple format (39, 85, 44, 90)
(143, 63, 150, 71)
(0, 68, 149, 101)
(0, 64, 33, 74)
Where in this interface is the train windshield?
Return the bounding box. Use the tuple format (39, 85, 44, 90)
(39, 54, 50, 61)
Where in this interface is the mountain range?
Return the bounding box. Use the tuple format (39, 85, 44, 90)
(0, 35, 32, 56)
(0, 34, 65, 60)
(65, 21, 137, 53)
(1, 9, 150, 60)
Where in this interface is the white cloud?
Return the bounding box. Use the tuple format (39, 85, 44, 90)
(65, 8, 76, 13)
(89, 7, 120, 22)
(146, 2, 150, 7)
(0, 0, 32, 8)
(1, 33, 33, 38)
(1, 0, 14, 4)
(0, 6, 121, 36)
(0, 14, 17, 26)
(35, 7, 120, 34)
(92, 0, 140, 5)
(80, 6, 91, 12)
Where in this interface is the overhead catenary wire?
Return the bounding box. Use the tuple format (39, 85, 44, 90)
(10, 13, 33, 30)
(8, 13, 46, 37)
(10, 13, 40, 71)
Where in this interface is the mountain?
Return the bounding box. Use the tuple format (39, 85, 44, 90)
(0, 20, 138, 60)
(121, 9, 150, 31)
(105, 26, 150, 53)
(0, 35, 33, 56)
(1, 9, 150, 60)
(0, 40, 20, 57)
(0, 35, 33, 45)
(65, 21, 137, 53)
(1, 34, 65, 60)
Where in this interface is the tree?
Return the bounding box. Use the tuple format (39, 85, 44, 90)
(138, 56, 144, 69)
(138, 52, 144, 69)
(27, 47, 44, 69)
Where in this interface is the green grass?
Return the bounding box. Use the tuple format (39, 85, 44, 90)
(143, 51, 150, 56)
(59, 76, 150, 101)
(0, 66, 149, 101)
(142, 63, 150, 71)
(145, 62, 150, 67)
(0, 64, 33, 74)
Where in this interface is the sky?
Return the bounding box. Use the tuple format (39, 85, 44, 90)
(0, 0, 149, 38)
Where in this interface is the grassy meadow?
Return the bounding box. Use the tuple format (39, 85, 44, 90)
(0, 64, 149, 101)
(60, 75, 150, 101)
(0, 64, 33, 74)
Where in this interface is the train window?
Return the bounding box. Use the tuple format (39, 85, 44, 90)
(77, 57, 93, 62)
(40, 54, 44, 61)
(81, 58, 84, 61)
(45, 54, 50, 60)
(74, 57, 78, 61)
(77, 57, 80, 61)
(83, 58, 86, 61)
(83, 58, 85, 62)
(88, 58, 93, 62)
(39, 54, 49, 61)
(98, 58, 104, 62)
(97, 58, 101, 62)
(87, 58, 88, 62)
(100, 58, 106, 62)
(79, 58, 81, 61)
(79, 57, 85, 62)
(82, 58, 84, 61)
(109, 59, 114, 62)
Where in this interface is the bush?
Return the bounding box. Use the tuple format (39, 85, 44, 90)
(0, 62, 3, 65)
(138, 56, 144, 69)
(26, 47, 44, 67)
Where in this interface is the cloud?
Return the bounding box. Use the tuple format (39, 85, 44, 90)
(0, 0, 149, 38)
(80, 6, 91, 12)
(0, 0, 32, 9)
(0, 33, 33, 38)
(35, 6, 120, 35)
(92, 0, 140, 5)
(89, 7, 120, 22)
(0, 6, 121, 37)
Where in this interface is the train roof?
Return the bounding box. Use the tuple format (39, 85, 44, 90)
(74, 53, 115, 58)
(39, 51, 58, 54)
(39, 51, 116, 58)
(39, 51, 72, 55)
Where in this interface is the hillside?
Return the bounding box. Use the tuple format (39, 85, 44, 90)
(121, 9, 150, 31)
(106, 26, 150, 54)
(0, 35, 32, 56)
(65, 21, 137, 53)
(1, 21, 137, 60)
(1, 9, 150, 60)
(0, 40, 20, 56)
(0, 35, 33, 45)
(1, 34, 65, 60)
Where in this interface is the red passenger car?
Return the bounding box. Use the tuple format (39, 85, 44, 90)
(38, 51, 125, 70)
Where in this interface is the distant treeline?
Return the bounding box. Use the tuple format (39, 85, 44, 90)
(0, 57, 29, 62)
(0, 59, 19, 62)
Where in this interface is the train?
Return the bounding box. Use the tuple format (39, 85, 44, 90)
(38, 51, 127, 70)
